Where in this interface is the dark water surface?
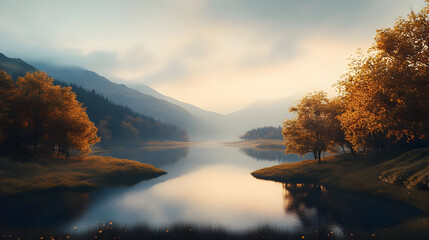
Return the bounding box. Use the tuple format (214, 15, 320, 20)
(0, 143, 424, 235)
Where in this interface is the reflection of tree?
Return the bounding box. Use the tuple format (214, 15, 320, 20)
(100, 147, 189, 167)
(241, 148, 308, 162)
(0, 191, 90, 229)
(282, 183, 421, 233)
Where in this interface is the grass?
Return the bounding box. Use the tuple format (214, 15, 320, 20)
(379, 148, 429, 190)
(1, 220, 429, 240)
(251, 148, 429, 212)
(0, 155, 166, 196)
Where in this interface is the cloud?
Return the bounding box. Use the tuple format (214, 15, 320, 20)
(0, 0, 426, 113)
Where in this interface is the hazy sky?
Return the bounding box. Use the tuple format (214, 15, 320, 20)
(0, 0, 426, 114)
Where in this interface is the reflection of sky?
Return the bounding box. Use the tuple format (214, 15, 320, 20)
(67, 144, 301, 231)
(241, 147, 313, 162)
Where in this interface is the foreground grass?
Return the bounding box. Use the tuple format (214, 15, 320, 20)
(2, 220, 429, 240)
(252, 148, 429, 212)
(0, 155, 166, 196)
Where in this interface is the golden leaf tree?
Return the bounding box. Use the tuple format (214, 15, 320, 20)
(283, 91, 341, 163)
(337, 3, 429, 153)
(1, 71, 100, 158)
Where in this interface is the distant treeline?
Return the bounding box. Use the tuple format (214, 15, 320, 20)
(55, 81, 190, 145)
(240, 126, 283, 140)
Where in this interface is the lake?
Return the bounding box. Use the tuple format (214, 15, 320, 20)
(0, 143, 424, 235)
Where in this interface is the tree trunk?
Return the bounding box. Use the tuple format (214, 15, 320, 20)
(318, 150, 322, 164)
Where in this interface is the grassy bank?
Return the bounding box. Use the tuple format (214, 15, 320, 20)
(252, 148, 429, 212)
(0, 155, 166, 196)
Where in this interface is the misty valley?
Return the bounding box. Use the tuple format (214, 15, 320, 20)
(1, 1, 429, 239)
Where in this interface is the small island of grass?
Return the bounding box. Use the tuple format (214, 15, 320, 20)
(0, 155, 166, 196)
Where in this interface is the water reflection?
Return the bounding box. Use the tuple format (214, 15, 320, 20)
(97, 147, 189, 167)
(282, 183, 422, 233)
(241, 148, 311, 162)
(67, 145, 300, 232)
(0, 191, 90, 229)
(0, 144, 425, 235)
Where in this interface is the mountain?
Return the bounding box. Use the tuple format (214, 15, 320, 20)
(226, 97, 297, 130)
(56, 82, 189, 144)
(130, 82, 297, 140)
(0, 53, 189, 144)
(0, 53, 37, 79)
(30, 62, 207, 139)
(1, 52, 298, 140)
(128, 83, 224, 121)
(34, 64, 298, 140)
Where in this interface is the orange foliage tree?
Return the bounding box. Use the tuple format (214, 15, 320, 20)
(283, 91, 344, 163)
(0, 70, 100, 158)
(337, 4, 429, 153)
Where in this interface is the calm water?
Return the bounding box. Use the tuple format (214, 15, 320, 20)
(0, 143, 423, 234)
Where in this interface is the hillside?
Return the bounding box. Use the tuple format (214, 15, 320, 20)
(0, 53, 189, 145)
(0, 53, 37, 79)
(31, 62, 204, 139)
(57, 82, 189, 144)
(128, 83, 223, 120)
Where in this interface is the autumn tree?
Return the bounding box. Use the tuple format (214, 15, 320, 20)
(1, 71, 100, 158)
(283, 91, 338, 163)
(326, 97, 354, 154)
(337, 3, 429, 153)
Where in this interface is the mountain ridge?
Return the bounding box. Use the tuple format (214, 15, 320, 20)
(30, 62, 206, 139)
(2, 53, 297, 141)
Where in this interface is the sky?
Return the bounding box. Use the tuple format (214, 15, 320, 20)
(0, 0, 426, 114)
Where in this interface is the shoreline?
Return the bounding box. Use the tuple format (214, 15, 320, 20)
(252, 148, 429, 212)
(223, 139, 285, 151)
(0, 155, 166, 196)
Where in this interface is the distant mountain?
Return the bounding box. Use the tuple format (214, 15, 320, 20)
(0, 53, 189, 144)
(31, 62, 206, 139)
(226, 97, 297, 129)
(130, 82, 297, 140)
(128, 83, 224, 120)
